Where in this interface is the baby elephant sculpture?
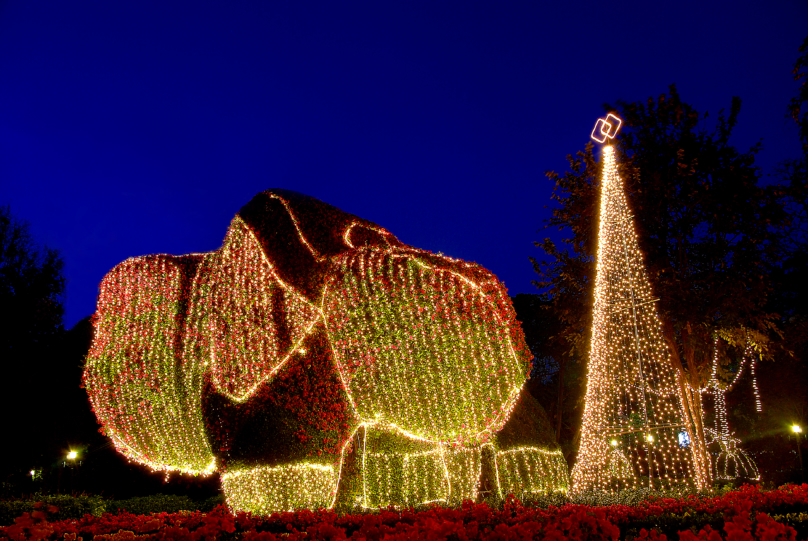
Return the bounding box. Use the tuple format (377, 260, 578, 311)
(84, 189, 569, 513)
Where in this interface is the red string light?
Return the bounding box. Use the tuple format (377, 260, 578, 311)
(84, 189, 569, 513)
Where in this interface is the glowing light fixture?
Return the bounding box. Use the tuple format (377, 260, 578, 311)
(590, 113, 622, 143)
(67, 451, 77, 460)
(572, 114, 699, 492)
(793, 425, 803, 434)
(701, 337, 760, 481)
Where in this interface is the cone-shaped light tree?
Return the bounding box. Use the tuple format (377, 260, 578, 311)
(571, 115, 706, 492)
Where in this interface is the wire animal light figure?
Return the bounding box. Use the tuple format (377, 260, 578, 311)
(701, 337, 760, 481)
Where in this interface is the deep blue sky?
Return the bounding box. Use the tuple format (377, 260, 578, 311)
(1, 1, 806, 329)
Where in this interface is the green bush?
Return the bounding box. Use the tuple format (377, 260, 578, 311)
(0, 494, 106, 526)
(108, 494, 203, 515)
(197, 494, 226, 512)
(0, 499, 32, 527)
(0, 493, 227, 526)
(568, 486, 707, 507)
(771, 512, 808, 539)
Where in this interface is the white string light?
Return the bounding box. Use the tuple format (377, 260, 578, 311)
(85, 190, 570, 514)
(222, 463, 338, 514)
(749, 345, 763, 413)
(700, 337, 760, 481)
(496, 447, 569, 497)
(572, 125, 698, 492)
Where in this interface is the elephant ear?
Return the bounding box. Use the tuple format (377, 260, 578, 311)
(237, 189, 403, 303)
(323, 247, 531, 445)
(83, 254, 214, 474)
(202, 216, 321, 402)
(344, 222, 396, 250)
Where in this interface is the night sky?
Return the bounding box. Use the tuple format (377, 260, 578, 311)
(1, 1, 806, 329)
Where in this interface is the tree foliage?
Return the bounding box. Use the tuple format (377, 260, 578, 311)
(512, 293, 584, 463)
(0, 205, 65, 356)
(774, 35, 808, 319)
(788, 35, 808, 151)
(537, 85, 789, 370)
(0, 204, 66, 478)
(772, 36, 808, 287)
(532, 87, 798, 471)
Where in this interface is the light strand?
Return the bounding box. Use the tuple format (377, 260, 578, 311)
(573, 143, 697, 492)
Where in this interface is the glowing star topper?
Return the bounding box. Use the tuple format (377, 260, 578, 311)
(591, 113, 622, 143)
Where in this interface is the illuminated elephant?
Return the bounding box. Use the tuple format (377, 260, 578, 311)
(83, 189, 569, 513)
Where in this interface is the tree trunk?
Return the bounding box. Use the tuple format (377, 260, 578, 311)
(662, 318, 712, 490)
(556, 359, 565, 442)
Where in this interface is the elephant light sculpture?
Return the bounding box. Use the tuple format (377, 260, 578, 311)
(83, 189, 569, 513)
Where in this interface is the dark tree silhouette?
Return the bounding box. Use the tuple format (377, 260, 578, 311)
(788, 35, 808, 151)
(774, 35, 808, 268)
(512, 293, 586, 466)
(749, 36, 808, 483)
(0, 204, 65, 486)
(0, 205, 65, 353)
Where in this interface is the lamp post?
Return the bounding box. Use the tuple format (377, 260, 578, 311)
(65, 450, 80, 493)
(793, 425, 804, 482)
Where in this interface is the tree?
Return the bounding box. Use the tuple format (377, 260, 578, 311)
(573, 144, 701, 491)
(512, 297, 561, 429)
(0, 205, 65, 354)
(752, 36, 808, 482)
(0, 204, 66, 482)
(533, 86, 791, 485)
(775, 35, 808, 272)
(512, 293, 589, 469)
(776, 35, 808, 322)
(788, 36, 808, 152)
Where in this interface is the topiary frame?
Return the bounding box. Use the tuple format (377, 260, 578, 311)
(83, 189, 569, 513)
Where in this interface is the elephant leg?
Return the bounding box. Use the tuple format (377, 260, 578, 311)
(494, 447, 570, 497)
(221, 463, 339, 514)
(444, 446, 483, 504)
(359, 426, 447, 507)
(358, 426, 484, 507)
(485, 388, 571, 498)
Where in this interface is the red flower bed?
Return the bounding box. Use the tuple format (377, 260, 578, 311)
(3, 485, 807, 540)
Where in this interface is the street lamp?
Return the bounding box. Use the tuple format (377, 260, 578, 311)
(793, 424, 804, 482)
(62, 450, 82, 494)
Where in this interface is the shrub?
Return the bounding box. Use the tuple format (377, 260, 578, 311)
(0, 494, 105, 526)
(0, 493, 226, 526)
(3, 484, 808, 539)
(107, 494, 205, 516)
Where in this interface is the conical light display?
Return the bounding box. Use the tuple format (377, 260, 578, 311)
(572, 116, 697, 492)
